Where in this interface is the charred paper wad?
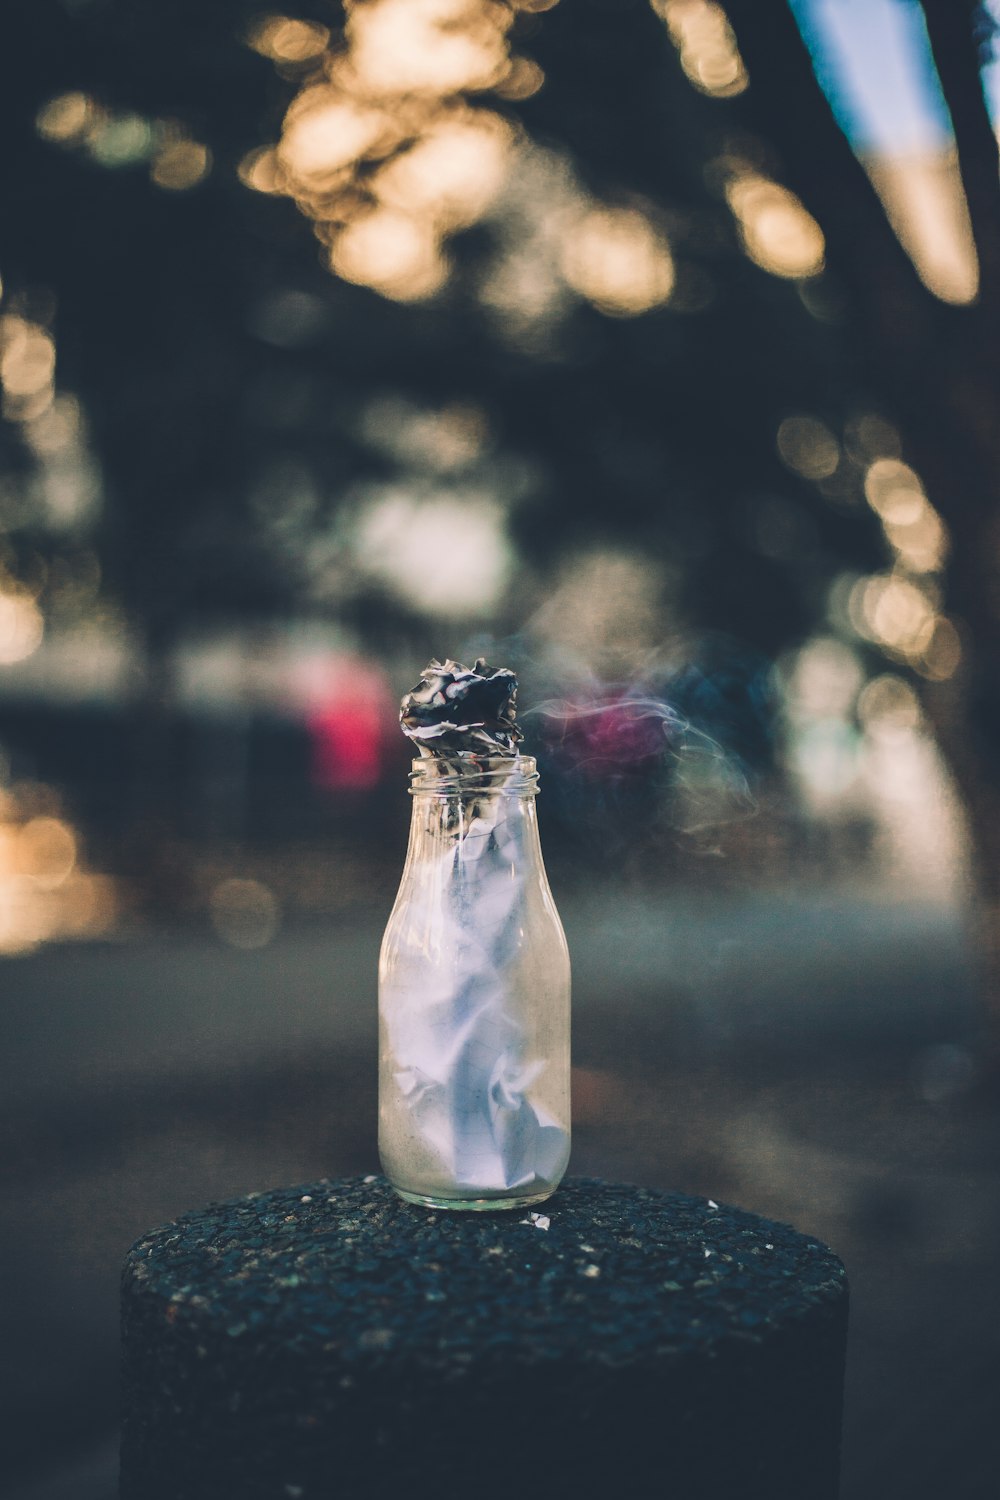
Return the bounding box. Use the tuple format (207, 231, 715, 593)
(378, 658, 571, 1209)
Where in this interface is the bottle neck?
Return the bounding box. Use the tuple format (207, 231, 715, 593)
(408, 753, 538, 802)
(404, 755, 541, 863)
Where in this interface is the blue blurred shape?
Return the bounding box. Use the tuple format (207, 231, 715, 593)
(789, 0, 954, 152)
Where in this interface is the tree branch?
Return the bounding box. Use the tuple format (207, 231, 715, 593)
(724, 0, 941, 351)
(722, 0, 1000, 537)
(919, 0, 1000, 319)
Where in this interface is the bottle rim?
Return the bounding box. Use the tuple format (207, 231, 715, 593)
(409, 754, 538, 796)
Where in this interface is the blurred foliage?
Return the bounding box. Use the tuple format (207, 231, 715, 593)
(4, 1, 1000, 943)
(0, 0, 887, 663)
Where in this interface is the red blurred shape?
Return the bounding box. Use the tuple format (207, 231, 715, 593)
(308, 701, 383, 789)
(547, 698, 670, 776)
(305, 663, 394, 790)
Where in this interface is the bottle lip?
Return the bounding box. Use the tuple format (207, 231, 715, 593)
(409, 754, 538, 796)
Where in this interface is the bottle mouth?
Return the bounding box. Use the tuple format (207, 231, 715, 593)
(409, 754, 538, 796)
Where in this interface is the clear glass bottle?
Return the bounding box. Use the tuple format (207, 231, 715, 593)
(379, 755, 571, 1210)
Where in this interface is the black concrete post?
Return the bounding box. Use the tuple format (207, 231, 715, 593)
(121, 1176, 848, 1499)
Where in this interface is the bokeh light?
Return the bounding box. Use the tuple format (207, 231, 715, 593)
(725, 167, 826, 279)
(0, 781, 117, 953)
(655, 0, 749, 98)
(560, 207, 675, 317)
(35, 91, 210, 191)
(0, 315, 56, 411)
(857, 672, 922, 736)
(89, 115, 155, 169)
(360, 397, 490, 472)
(777, 415, 840, 480)
(858, 458, 952, 639)
(865, 458, 928, 525)
(847, 570, 959, 680)
(278, 93, 391, 183)
(0, 588, 44, 665)
(243, 1, 558, 304)
(16, 816, 77, 889)
(343, 0, 512, 96)
(857, 572, 936, 654)
(777, 412, 956, 683)
(247, 15, 331, 64)
(494, 56, 545, 101)
(350, 488, 511, 615)
(238, 146, 285, 195)
(210, 877, 281, 949)
(330, 207, 449, 300)
(373, 114, 513, 231)
(35, 91, 93, 144)
(530, 550, 668, 666)
(150, 140, 212, 192)
(845, 413, 902, 465)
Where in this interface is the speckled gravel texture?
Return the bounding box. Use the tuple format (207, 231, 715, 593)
(121, 1176, 848, 1499)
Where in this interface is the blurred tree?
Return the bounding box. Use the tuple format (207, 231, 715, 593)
(724, 0, 1000, 1042)
(0, 0, 886, 640)
(2, 0, 1000, 1031)
(0, 0, 881, 823)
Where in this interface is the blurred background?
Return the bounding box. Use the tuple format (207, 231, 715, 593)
(1, 1, 999, 1495)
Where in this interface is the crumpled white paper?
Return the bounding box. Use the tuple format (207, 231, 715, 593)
(382, 774, 567, 1194)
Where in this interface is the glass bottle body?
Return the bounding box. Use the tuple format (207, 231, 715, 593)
(378, 757, 571, 1210)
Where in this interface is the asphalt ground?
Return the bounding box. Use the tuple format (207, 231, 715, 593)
(1, 891, 997, 1499)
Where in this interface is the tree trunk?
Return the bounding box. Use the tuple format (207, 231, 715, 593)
(726, 0, 1000, 1053)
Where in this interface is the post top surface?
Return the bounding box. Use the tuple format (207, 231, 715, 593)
(123, 1176, 846, 1369)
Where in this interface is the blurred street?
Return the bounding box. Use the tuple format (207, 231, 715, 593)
(2, 887, 998, 1500)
